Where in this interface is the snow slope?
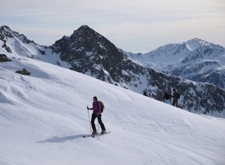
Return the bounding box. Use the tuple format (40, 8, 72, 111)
(0, 54, 225, 165)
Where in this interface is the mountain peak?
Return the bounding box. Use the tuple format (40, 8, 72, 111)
(78, 25, 91, 30)
(70, 25, 99, 41)
(75, 25, 96, 34)
(185, 38, 211, 51)
(0, 25, 13, 38)
(0, 25, 11, 31)
(52, 24, 121, 61)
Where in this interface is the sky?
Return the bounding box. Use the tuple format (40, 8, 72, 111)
(1, 49, 225, 164)
(0, 0, 225, 53)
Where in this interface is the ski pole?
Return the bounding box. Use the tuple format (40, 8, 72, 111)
(87, 107, 92, 132)
(97, 123, 100, 133)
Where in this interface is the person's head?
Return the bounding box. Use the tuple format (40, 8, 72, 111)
(93, 96, 98, 102)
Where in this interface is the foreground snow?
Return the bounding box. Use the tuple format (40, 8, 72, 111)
(0, 54, 225, 165)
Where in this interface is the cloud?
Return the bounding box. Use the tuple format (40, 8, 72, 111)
(0, 0, 224, 52)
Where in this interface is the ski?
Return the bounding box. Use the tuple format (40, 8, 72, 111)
(82, 131, 111, 138)
(92, 131, 111, 138)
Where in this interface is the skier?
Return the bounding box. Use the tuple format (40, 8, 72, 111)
(87, 96, 106, 135)
(162, 90, 172, 105)
(172, 89, 180, 107)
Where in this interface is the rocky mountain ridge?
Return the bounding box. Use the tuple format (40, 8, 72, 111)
(0, 25, 225, 116)
(126, 38, 225, 89)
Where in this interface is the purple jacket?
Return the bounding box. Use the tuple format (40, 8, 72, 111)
(90, 101, 102, 114)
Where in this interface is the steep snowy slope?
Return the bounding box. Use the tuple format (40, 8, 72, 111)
(0, 53, 225, 165)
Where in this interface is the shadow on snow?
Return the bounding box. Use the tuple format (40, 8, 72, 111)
(37, 134, 86, 143)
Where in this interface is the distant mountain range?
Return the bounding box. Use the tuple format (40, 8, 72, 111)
(126, 38, 225, 89)
(0, 25, 225, 116)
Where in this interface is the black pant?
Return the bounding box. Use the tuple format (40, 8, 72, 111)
(91, 113, 105, 132)
(172, 98, 178, 107)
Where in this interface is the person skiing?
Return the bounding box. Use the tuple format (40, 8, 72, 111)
(162, 90, 172, 105)
(87, 96, 106, 135)
(172, 89, 180, 107)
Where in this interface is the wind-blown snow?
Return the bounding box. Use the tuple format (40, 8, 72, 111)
(0, 54, 225, 165)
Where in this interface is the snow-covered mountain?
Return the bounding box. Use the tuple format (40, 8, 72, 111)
(51, 25, 148, 90)
(1, 25, 225, 116)
(1, 50, 225, 165)
(0, 25, 69, 67)
(126, 38, 225, 89)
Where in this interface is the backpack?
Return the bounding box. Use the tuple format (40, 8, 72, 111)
(98, 101, 104, 113)
(165, 92, 171, 99)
